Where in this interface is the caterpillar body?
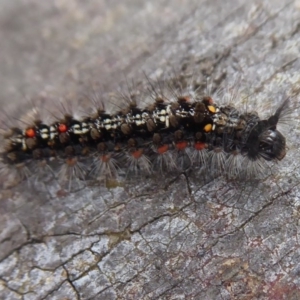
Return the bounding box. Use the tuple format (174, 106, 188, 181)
(0, 77, 292, 191)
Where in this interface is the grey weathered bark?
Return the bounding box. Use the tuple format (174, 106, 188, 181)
(1, 0, 300, 299)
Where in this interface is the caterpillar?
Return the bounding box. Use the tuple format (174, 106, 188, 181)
(0, 75, 292, 192)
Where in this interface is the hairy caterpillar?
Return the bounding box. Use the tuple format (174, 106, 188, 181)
(0, 74, 293, 192)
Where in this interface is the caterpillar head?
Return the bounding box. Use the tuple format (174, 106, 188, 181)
(245, 99, 289, 162)
(257, 128, 286, 161)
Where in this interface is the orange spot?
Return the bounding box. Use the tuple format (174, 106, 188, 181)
(176, 141, 188, 150)
(207, 105, 216, 113)
(204, 124, 212, 132)
(58, 123, 68, 133)
(101, 155, 110, 163)
(179, 96, 190, 102)
(207, 97, 214, 104)
(25, 128, 35, 138)
(65, 157, 77, 166)
(157, 144, 169, 154)
(131, 149, 143, 159)
(194, 142, 206, 150)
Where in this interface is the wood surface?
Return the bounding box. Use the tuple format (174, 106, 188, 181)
(1, 0, 300, 299)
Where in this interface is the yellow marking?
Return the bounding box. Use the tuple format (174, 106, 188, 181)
(204, 123, 212, 132)
(207, 105, 216, 113)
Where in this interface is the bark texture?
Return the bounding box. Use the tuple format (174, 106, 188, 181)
(1, 0, 300, 299)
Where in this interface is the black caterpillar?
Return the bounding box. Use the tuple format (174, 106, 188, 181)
(0, 78, 291, 190)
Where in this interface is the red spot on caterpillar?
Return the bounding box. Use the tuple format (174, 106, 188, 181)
(178, 96, 190, 102)
(157, 144, 169, 154)
(203, 96, 214, 105)
(101, 155, 110, 163)
(176, 141, 188, 150)
(58, 124, 68, 133)
(25, 128, 35, 138)
(131, 149, 143, 159)
(65, 157, 77, 166)
(194, 142, 206, 150)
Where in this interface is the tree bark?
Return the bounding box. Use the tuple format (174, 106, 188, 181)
(1, 0, 300, 299)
